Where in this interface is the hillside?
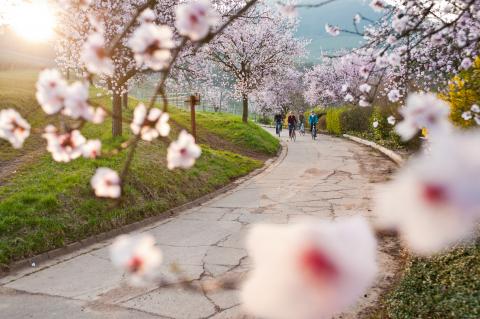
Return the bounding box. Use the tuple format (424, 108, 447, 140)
(0, 70, 279, 267)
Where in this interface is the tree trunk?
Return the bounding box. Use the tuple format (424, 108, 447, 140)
(112, 92, 122, 137)
(122, 91, 128, 109)
(242, 93, 248, 123)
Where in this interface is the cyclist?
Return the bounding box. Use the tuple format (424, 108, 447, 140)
(274, 113, 283, 137)
(309, 110, 319, 138)
(287, 111, 297, 140)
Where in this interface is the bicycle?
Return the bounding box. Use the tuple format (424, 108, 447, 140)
(311, 124, 317, 140)
(275, 122, 282, 137)
(289, 124, 296, 142)
(300, 122, 305, 136)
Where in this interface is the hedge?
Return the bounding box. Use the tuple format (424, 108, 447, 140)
(326, 107, 348, 135)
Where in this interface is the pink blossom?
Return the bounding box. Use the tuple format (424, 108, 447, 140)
(0, 109, 30, 149)
(82, 139, 101, 159)
(175, 0, 220, 41)
(369, 0, 386, 12)
(130, 103, 170, 141)
(128, 23, 175, 71)
(395, 93, 451, 141)
(325, 24, 340, 37)
(81, 32, 114, 76)
(387, 89, 401, 102)
(91, 167, 121, 198)
(167, 130, 201, 170)
(241, 217, 377, 319)
(43, 126, 86, 162)
(35, 69, 68, 115)
(110, 234, 162, 286)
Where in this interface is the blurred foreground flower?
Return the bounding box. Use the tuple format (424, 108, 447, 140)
(375, 130, 480, 255)
(395, 93, 451, 141)
(175, 0, 220, 41)
(131, 103, 170, 141)
(0, 109, 30, 149)
(36, 69, 68, 115)
(110, 234, 162, 286)
(167, 130, 201, 169)
(91, 167, 121, 198)
(43, 126, 86, 162)
(81, 32, 114, 76)
(241, 217, 377, 319)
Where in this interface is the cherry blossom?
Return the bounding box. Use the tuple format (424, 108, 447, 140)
(42, 126, 87, 162)
(81, 32, 114, 76)
(63, 82, 95, 121)
(130, 103, 170, 141)
(462, 111, 473, 121)
(139, 8, 156, 23)
(35, 69, 68, 115)
(369, 0, 386, 12)
(375, 131, 480, 255)
(471, 104, 480, 113)
(325, 24, 340, 37)
(373, 121, 379, 128)
(110, 234, 162, 285)
(241, 217, 377, 319)
(460, 57, 473, 70)
(82, 139, 101, 159)
(128, 23, 175, 71)
(395, 93, 451, 141)
(175, 0, 220, 41)
(387, 89, 401, 102)
(91, 167, 121, 198)
(387, 115, 396, 125)
(167, 130, 201, 170)
(0, 109, 31, 149)
(359, 83, 371, 93)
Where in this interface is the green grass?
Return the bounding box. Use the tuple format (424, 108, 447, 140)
(377, 241, 480, 319)
(0, 70, 277, 267)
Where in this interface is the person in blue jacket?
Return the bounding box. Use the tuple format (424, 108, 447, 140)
(308, 110, 319, 132)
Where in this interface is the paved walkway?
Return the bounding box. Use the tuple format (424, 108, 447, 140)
(0, 130, 398, 319)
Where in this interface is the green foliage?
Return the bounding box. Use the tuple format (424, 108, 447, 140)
(257, 115, 273, 126)
(326, 107, 347, 135)
(445, 56, 480, 128)
(340, 106, 373, 133)
(304, 107, 326, 130)
(384, 241, 480, 319)
(0, 70, 278, 266)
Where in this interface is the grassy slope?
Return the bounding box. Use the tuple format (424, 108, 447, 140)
(378, 241, 480, 319)
(0, 70, 279, 266)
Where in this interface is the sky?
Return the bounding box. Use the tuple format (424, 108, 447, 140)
(295, 0, 381, 62)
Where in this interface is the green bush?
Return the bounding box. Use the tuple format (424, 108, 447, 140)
(326, 107, 347, 135)
(258, 115, 273, 125)
(340, 106, 373, 133)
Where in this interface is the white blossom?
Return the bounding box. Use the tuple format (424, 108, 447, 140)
(0, 109, 30, 149)
(63, 82, 95, 121)
(167, 130, 201, 170)
(81, 32, 114, 76)
(460, 58, 472, 70)
(359, 83, 371, 93)
(387, 89, 401, 102)
(344, 94, 354, 102)
(373, 120, 379, 128)
(91, 167, 121, 198)
(369, 0, 386, 12)
(375, 131, 480, 255)
(128, 23, 175, 71)
(395, 93, 451, 141)
(130, 103, 170, 141)
(387, 115, 396, 125)
(471, 104, 480, 113)
(110, 234, 162, 286)
(175, 0, 220, 41)
(82, 139, 101, 159)
(43, 126, 86, 162)
(325, 24, 340, 37)
(354, 14, 361, 24)
(241, 217, 377, 319)
(462, 111, 473, 121)
(139, 8, 156, 23)
(35, 69, 68, 115)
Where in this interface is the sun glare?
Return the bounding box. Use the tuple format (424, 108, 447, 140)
(6, 0, 56, 43)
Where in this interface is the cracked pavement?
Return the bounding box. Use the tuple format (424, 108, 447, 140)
(0, 129, 399, 319)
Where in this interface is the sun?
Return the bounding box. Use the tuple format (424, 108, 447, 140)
(6, 0, 56, 43)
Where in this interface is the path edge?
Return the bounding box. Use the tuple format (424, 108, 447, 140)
(343, 134, 405, 166)
(2, 143, 288, 277)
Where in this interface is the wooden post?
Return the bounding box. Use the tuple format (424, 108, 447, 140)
(187, 94, 201, 140)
